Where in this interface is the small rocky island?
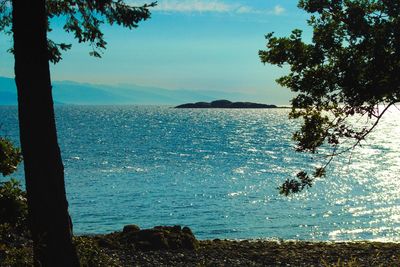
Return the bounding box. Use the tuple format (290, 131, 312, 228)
(175, 99, 277, 109)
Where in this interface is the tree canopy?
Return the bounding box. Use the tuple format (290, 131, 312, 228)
(0, 0, 156, 63)
(259, 0, 400, 195)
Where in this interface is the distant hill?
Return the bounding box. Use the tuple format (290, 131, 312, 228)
(175, 100, 277, 109)
(0, 76, 254, 105)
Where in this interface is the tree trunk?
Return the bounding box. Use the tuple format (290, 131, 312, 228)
(12, 0, 80, 266)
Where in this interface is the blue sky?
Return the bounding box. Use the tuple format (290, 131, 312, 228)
(0, 0, 311, 104)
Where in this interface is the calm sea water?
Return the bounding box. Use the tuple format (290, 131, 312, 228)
(1, 105, 400, 241)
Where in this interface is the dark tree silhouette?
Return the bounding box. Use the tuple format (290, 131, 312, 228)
(2, 0, 155, 265)
(259, 0, 400, 195)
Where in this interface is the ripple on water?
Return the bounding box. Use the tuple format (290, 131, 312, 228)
(1, 106, 400, 240)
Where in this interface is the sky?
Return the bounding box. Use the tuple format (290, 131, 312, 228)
(0, 0, 311, 104)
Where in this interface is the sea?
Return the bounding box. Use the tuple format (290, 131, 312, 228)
(1, 105, 400, 241)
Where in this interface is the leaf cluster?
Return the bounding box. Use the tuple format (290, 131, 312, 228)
(260, 0, 400, 195)
(1, 0, 156, 63)
(0, 137, 22, 177)
(0, 179, 27, 227)
(0, 137, 26, 229)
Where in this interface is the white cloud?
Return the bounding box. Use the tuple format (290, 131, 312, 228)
(236, 6, 254, 14)
(273, 5, 285, 15)
(154, 0, 233, 13)
(238, 5, 286, 15)
(129, 1, 286, 15)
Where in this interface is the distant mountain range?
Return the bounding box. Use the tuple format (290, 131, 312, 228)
(0, 76, 259, 105)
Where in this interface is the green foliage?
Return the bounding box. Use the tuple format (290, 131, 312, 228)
(0, 180, 31, 266)
(0, 138, 22, 177)
(0, 137, 27, 233)
(0, 179, 27, 227)
(74, 236, 122, 267)
(279, 171, 313, 196)
(321, 257, 363, 267)
(0, 0, 156, 63)
(0, 243, 33, 267)
(260, 0, 400, 195)
(0, 137, 26, 228)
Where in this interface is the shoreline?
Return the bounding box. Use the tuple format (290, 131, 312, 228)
(76, 231, 400, 266)
(76, 225, 400, 266)
(2, 224, 400, 266)
(76, 232, 400, 244)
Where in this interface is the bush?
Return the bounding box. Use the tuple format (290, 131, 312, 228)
(0, 179, 28, 227)
(0, 243, 33, 267)
(0, 136, 30, 266)
(0, 137, 29, 245)
(74, 236, 122, 267)
(0, 137, 26, 229)
(0, 138, 22, 177)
